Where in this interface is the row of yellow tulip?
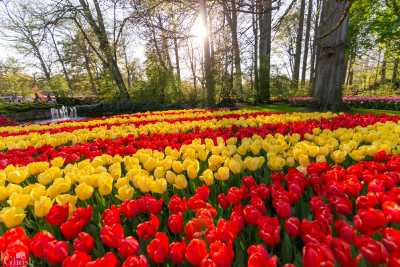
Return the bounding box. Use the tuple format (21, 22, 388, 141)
(1, 119, 399, 228)
(0, 112, 335, 151)
(0, 108, 242, 134)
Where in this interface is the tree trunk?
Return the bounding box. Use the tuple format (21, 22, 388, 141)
(258, 0, 272, 103)
(252, 0, 259, 102)
(173, 33, 181, 91)
(78, 0, 129, 100)
(313, 0, 350, 111)
(293, 0, 306, 87)
(301, 0, 313, 87)
(381, 54, 387, 83)
(393, 57, 399, 82)
(49, 29, 74, 96)
(310, 0, 322, 95)
(225, 0, 243, 99)
(199, 0, 215, 106)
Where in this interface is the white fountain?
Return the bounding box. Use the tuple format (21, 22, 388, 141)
(50, 106, 78, 121)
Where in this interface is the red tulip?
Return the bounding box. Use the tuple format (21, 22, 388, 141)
(146, 232, 169, 264)
(85, 252, 120, 267)
(137, 214, 160, 240)
(334, 220, 355, 243)
(73, 232, 95, 253)
(102, 205, 121, 226)
(217, 193, 229, 210)
(120, 200, 140, 218)
(1, 240, 29, 267)
(382, 227, 400, 253)
(46, 204, 69, 226)
(243, 205, 262, 225)
(331, 238, 360, 267)
(196, 185, 210, 201)
(100, 223, 125, 248)
(122, 255, 149, 267)
(169, 241, 186, 265)
(2, 227, 30, 248)
(247, 244, 277, 267)
(62, 251, 92, 267)
(46, 240, 69, 265)
(258, 216, 281, 247)
(274, 201, 291, 219)
(168, 195, 187, 214)
(355, 235, 388, 265)
(226, 187, 242, 205)
(70, 206, 93, 225)
(140, 195, 163, 214)
(354, 208, 387, 234)
(186, 239, 208, 266)
(284, 217, 301, 237)
(209, 240, 234, 267)
(31, 231, 55, 258)
(118, 236, 140, 259)
(168, 212, 184, 234)
(242, 176, 256, 188)
(61, 219, 86, 240)
(303, 242, 335, 267)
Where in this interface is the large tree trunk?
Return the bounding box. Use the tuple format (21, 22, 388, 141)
(199, 0, 215, 106)
(381, 54, 387, 83)
(173, 33, 181, 91)
(252, 0, 259, 102)
(310, 0, 322, 94)
(258, 0, 272, 103)
(78, 0, 129, 100)
(313, 0, 350, 111)
(393, 57, 399, 83)
(225, 0, 243, 99)
(301, 0, 313, 87)
(293, 0, 306, 87)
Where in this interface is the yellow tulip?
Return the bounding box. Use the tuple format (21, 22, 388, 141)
(268, 156, 286, 171)
(160, 158, 172, 170)
(75, 183, 94, 200)
(298, 154, 310, 167)
(98, 177, 113, 196)
(200, 169, 214, 186)
(0, 207, 25, 228)
(6, 168, 29, 184)
(174, 174, 188, 189)
(0, 186, 9, 201)
(152, 178, 167, 194)
(8, 193, 31, 209)
(116, 184, 134, 201)
(30, 184, 46, 201)
(109, 162, 122, 179)
(154, 166, 165, 180)
(187, 164, 199, 180)
(331, 150, 347, 164)
(216, 166, 229, 181)
(51, 157, 65, 168)
(143, 157, 157, 172)
(228, 158, 242, 174)
(244, 157, 259, 172)
(115, 177, 129, 189)
(172, 161, 184, 173)
(34, 196, 52, 217)
(27, 161, 50, 175)
(165, 171, 176, 184)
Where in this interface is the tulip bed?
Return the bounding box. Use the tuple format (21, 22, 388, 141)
(0, 109, 400, 267)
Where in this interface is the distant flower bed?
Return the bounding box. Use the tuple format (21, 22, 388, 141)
(289, 96, 400, 110)
(0, 115, 17, 126)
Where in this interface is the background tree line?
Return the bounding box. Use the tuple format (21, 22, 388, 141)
(0, 0, 398, 111)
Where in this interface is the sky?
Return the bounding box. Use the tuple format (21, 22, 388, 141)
(0, 0, 292, 79)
